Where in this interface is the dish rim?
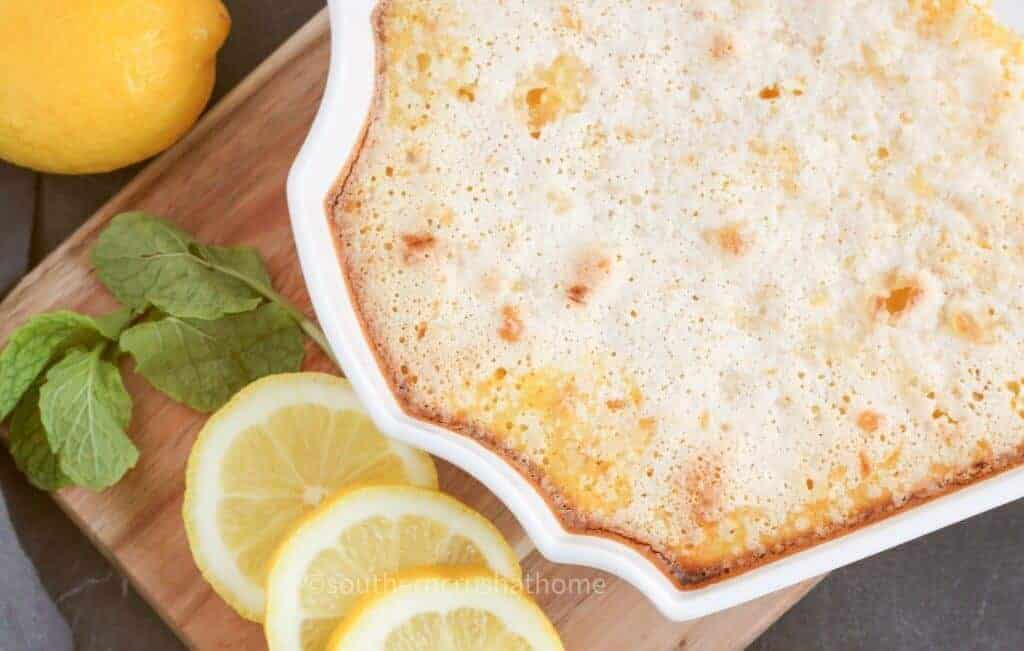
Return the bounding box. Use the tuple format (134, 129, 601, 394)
(286, 0, 1024, 621)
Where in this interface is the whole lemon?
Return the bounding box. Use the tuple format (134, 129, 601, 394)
(0, 0, 230, 174)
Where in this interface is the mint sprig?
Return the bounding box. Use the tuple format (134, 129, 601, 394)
(93, 212, 334, 358)
(92, 212, 265, 320)
(0, 211, 337, 491)
(120, 304, 305, 413)
(0, 311, 122, 421)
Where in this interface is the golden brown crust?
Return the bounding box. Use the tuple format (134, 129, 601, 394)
(324, 0, 1024, 588)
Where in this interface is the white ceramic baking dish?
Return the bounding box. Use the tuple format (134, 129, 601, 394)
(287, 0, 1024, 622)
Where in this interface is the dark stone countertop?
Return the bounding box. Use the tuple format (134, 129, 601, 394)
(1, 2, 1022, 649)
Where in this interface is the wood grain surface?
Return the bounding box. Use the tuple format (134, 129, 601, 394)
(0, 11, 820, 649)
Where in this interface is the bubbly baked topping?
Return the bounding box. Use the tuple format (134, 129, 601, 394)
(333, 0, 1024, 583)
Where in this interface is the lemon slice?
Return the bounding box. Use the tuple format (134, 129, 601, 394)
(183, 373, 437, 622)
(265, 485, 522, 651)
(327, 568, 563, 651)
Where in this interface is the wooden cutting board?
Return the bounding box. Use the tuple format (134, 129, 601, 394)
(0, 10, 820, 650)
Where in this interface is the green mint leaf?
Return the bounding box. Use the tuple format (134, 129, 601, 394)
(119, 303, 305, 413)
(198, 243, 274, 290)
(91, 212, 264, 320)
(92, 306, 139, 340)
(202, 243, 340, 368)
(39, 347, 138, 490)
(7, 385, 73, 491)
(0, 312, 111, 421)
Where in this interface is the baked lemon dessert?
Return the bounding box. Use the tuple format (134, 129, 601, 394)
(331, 0, 1024, 584)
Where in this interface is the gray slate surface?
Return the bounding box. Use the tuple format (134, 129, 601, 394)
(751, 499, 1024, 651)
(0, 493, 71, 651)
(1, 1, 1022, 649)
(0, 164, 33, 295)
